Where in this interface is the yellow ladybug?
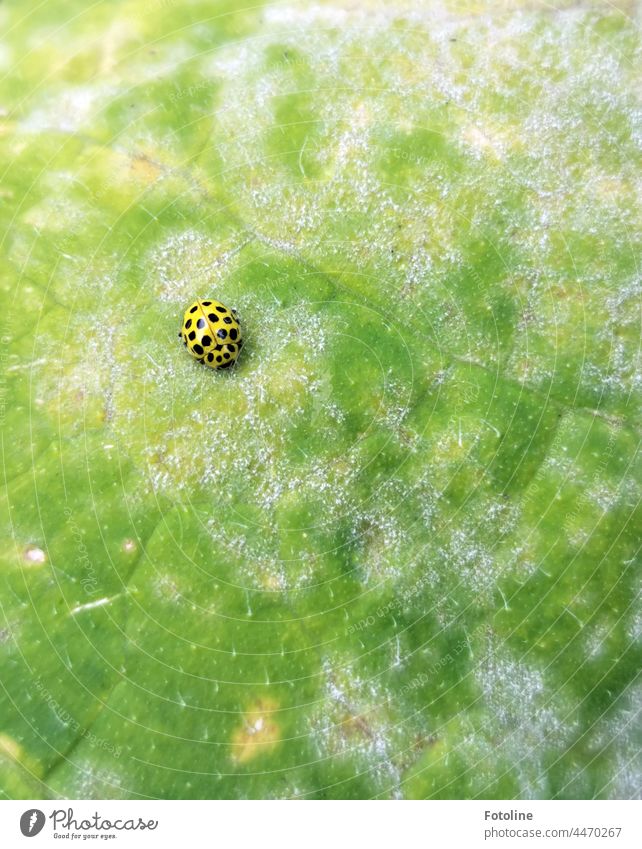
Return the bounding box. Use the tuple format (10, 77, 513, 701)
(179, 299, 242, 370)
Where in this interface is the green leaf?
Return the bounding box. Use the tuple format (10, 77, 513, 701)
(1, 0, 640, 800)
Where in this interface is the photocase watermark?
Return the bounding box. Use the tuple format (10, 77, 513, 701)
(20, 809, 45, 837)
(50, 808, 158, 835)
(33, 679, 121, 759)
(18, 807, 158, 839)
(387, 145, 438, 170)
(163, 79, 211, 109)
(63, 507, 98, 596)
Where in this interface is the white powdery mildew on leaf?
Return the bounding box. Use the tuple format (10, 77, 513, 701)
(628, 573, 642, 645)
(584, 678, 642, 799)
(205, 518, 289, 591)
(353, 507, 405, 585)
(22, 84, 120, 134)
(378, 375, 413, 430)
(203, 449, 370, 591)
(402, 247, 437, 297)
(309, 659, 405, 798)
(263, 3, 351, 28)
(251, 189, 325, 239)
(438, 527, 497, 597)
(2, 0, 639, 802)
(475, 647, 577, 797)
(585, 474, 632, 514)
(31, 285, 344, 552)
(604, 278, 642, 332)
(582, 343, 638, 395)
(58, 761, 127, 800)
(480, 653, 558, 732)
(122, 301, 336, 512)
(150, 229, 249, 304)
(23, 191, 98, 235)
(204, 3, 637, 351)
(32, 317, 114, 432)
(206, 40, 261, 80)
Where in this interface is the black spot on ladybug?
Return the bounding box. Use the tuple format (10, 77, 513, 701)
(217, 329, 227, 339)
(216, 355, 222, 363)
(185, 318, 192, 329)
(193, 344, 204, 356)
(224, 352, 230, 359)
(190, 305, 198, 313)
(202, 301, 212, 306)
(229, 328, 238, 340)
(227, 344, 236, 353)
(208, 313, 219, 322)
(214, 344, 222, 351)
(216, 305, 226, 313)
(223, 316, 232, 324)
(188, 331, 196, 341)
(201, 335, 212, 347)
(197, 318, 206, 329)
(207, 353, 214, 362)
(219, 360, 233, 369)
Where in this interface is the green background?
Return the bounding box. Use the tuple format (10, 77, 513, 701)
(0, 0, 640, 799)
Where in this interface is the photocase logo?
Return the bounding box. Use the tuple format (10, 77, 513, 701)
(20, 809, 45, 837)
(17, 807, 159, 839)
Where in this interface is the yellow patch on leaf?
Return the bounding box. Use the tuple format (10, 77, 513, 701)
(0, 734, 23, 762)
(129, 153, 163, 186)
(231, 699, 281, 764)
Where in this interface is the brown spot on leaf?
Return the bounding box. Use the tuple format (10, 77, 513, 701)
(338, 711, 375, 742)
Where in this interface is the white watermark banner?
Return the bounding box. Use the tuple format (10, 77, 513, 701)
(0, 800, 640, 848)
